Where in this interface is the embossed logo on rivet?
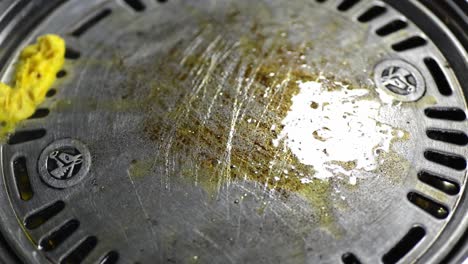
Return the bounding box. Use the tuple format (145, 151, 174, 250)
(374, 59, 425, 102)
(39, 139, 91, 188)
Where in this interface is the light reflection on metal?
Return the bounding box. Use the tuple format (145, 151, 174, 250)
(273, 78, 404, 184)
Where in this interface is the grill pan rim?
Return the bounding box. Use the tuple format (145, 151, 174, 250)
(383, 1, 468, 263)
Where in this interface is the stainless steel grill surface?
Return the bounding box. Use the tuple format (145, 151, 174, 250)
(0, 0, 466, 263)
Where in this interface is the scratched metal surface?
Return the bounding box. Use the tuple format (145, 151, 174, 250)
(0, 0, 467, 263)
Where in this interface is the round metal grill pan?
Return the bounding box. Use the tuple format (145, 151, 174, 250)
(0, 0, 467, 263)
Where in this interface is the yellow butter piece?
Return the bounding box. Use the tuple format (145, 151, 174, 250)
(0, 34, 65, 139)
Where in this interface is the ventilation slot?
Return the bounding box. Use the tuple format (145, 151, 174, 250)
(123, 0, 145, 11)
(407, 192, 449, 219)
(391, 36, 427, 51)
(99, 251, 120, 264)
(65, 47, 81, 60)
(424, 58, 452, 96)
(71, 9, 112, 37)
(60, 236, 98, 264)
(46, 89, 57, 98)
(382, 226, 426, 264)
(24, 201, 65, 229)
(39, 219, 80, 251)
(156, 0, 168, 3)
(13, 157, 33, 201)
(7, 129, 46, 145)
(426, 129, 468, 146)
(418, 171, 460, 196)
(342, 252, 361, 264)
(424, 107, 466, 121)
(56, 70, 67, 78)
(316, 0, 327, 2)
(424, 150, 466, 171)
(28, 109, 50, 119)
(376, 20, 407, 36)
(358, 6, 386, 23)
(337, 0, 360, 11)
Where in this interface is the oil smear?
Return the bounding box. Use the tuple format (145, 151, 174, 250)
(273, 75, 404, 184)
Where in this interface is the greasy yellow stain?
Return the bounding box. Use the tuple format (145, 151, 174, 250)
(0, 34, 65, 139)
(139, 28, 343, 231)
(128, 159, 154, 178)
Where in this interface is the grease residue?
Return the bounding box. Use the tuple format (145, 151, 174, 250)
(129, 159, 154, 178)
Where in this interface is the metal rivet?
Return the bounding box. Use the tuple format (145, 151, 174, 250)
(374, 59, 426, 102)
(38, 139, 91, 188)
